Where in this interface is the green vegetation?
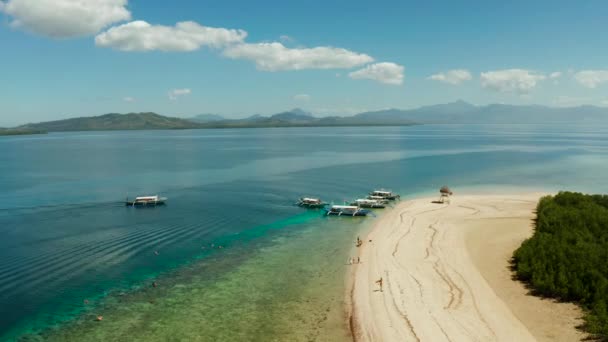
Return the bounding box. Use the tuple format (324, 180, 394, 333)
(0, 128, 46, 136)
(17, 112, 204, 132)
(513, 192, 608, 339)
(11, 111, 417, 132)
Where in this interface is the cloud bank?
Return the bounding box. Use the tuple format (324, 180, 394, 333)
(574, 70, 608, 89)
(223, 42, 374, 71)
(0, 1, 395, 85)
(348, 62, 404, 85)
(480, 69, 545, 93)
(0, 0, 131, 38)
(95, 20, 247, 51)
(428, 69, 472, 85)
(168, 88, 191, 101)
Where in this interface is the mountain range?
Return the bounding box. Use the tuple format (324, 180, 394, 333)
(354, 100, 608, 124)
(4, 101, 608, 135)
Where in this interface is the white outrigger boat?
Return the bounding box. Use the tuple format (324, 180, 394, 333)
(369, 190, 400, 201)
(350, 198, 386, 209)
(125, 195, 167, 207)
(324, 205, 371, 217)
(297, 197, 326, 208)
(366, 195, 390, 204)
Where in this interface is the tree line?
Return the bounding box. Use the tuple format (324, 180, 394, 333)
(513, 191, 608, 340)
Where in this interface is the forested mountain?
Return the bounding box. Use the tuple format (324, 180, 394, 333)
(18, 113, 203, 132)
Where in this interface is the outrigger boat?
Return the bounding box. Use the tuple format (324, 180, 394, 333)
(369, 190, 400, 201)
(366, 195, 390, 204)
(125, 195, 167, 207)
(297, 197, 326, 208)
(324, 205, 371, 217)
(350, 198, 386, 209)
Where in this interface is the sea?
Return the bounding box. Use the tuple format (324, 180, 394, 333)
(1, 124, 607, 341)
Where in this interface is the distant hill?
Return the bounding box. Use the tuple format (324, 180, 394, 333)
(199, 108, 415, 128)
(10, 102, 608, 133)
(18, 112, 203, 132)
(354, 101, 608, 124)
(188, 114, 225, 123)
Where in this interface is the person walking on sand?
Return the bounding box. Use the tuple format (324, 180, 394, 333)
(375, 277, 383, 292)
(357, 257, 360, 264)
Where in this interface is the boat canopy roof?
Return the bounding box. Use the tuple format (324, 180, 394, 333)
(356, 199, 377, 203)
(371, 190, 393, 195)
(301, 197, 321, 202)
(331, 205, 359, 210)
(135, 196, 159, 201)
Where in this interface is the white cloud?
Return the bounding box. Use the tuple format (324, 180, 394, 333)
(549, 71, 562, 84)
(428, 69, 472, 85)
(601, 100, 608, 107)
(95, 20, 247, 52)
(123, 96, 136, 102)
(480, 69, 546, 93)
(574, 70, 608, 88)
(168, 88, 191, 101)
(293, 94, 311, 102)
(223, 42, 373, 71)
(0, 0, 131, 38)
(348, 62, 404, 85)
(549, 71, 562, 79)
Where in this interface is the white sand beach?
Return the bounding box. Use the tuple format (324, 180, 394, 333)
(349, 194, 585, 342)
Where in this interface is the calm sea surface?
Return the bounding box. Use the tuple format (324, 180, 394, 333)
(1, 125, 608, 341)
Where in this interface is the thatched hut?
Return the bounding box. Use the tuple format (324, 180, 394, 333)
(439, 186, 453, 203)
(440, 186, 453, 196)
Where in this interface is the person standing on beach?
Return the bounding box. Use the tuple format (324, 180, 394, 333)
(375, 277, 383, 292)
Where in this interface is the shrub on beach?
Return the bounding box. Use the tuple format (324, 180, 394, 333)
(513, 191, 608, 340)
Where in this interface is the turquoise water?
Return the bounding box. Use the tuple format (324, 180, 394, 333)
(2, 125, 608, 341)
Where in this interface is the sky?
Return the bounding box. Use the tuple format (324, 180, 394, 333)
(1, 0, 608, 126)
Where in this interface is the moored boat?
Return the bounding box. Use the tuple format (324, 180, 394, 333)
(126, 195, 167, 207)
(350, 198, 386, 208)
(369, 190, 400, 201)
(297, 197, 326, 208)
(366, 195, 390, 204)
(324, 205, 371, 217)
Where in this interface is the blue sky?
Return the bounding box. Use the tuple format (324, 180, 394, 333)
(1, 0, 607, 126)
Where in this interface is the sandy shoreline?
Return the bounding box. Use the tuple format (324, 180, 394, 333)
(349, 193, 585, 342)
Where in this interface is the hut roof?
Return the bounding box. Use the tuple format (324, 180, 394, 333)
(440, 186, 452, 194)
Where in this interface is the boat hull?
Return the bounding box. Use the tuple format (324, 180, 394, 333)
(125, 201, 166, 207)
(368, 194, 400, 201)
(351, 203, 386, 209)
(324, 209, 370, 217)
(298, 203, 326, 209)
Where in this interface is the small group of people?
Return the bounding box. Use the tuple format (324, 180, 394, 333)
(356, 236, 363, 247)
(348, 256, 361, 264)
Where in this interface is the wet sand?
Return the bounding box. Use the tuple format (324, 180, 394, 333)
(349, 194, 585, 341)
